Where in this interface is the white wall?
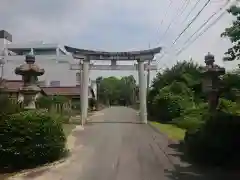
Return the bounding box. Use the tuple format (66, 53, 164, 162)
(2, 55, 78, 86)
(0, 38, 11, 52)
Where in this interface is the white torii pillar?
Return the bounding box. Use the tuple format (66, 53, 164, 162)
(81, 57, 90, 125)
(138, 59, 147, 124)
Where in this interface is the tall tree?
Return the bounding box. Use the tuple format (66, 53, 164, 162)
(221, 5, 240, 61)
(96, 76, 137, 106)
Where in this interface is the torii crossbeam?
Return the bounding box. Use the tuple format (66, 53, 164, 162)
(65, 46, 162, 124)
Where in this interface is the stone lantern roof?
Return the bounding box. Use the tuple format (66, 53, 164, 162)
(201, 52, 225, 76)
(204, 52, 215, 65)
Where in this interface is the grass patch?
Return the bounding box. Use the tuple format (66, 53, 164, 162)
(63, 124, 76, 137)
(150, 121, 185, 141)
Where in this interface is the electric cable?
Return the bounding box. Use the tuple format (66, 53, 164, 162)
(176, 0, 239, 56)
(154, 0, 173, 45)
(159, 0, 212, 60)
(158, 0, 191, 42)
(176, 11, 227, 55)
(180, 0, 202, 24)
(171, 0, 211, 46)
(177, 0, 230, 53)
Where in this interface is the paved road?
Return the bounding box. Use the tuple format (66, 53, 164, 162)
(17, 106, 239, 180)
(75, 106, 176, 180)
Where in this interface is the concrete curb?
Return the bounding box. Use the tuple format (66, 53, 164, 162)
(8, 158, 67, 180)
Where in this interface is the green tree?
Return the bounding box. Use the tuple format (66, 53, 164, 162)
(119, 75, 137, 105)
(221, 5, 240, 61)
(96, 75, 137, 106)
(221, 72, 240, 101)
(148, 61, 203, 121)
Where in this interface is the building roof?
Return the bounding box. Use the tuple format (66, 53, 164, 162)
(7, 43, 59, 49)
(0, 79, 23, 92)
(0, 79, 94, 97)
(41, 86, 81, 96)
(5, 43, 68, 55)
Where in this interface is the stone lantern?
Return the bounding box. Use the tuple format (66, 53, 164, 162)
(201, 52, 225, 112)
(15, 54, 45, 109)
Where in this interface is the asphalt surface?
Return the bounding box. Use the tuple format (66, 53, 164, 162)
(74, 106, 176, 180)
(18, 106, 239, 180)
(70, 106, 209, 180)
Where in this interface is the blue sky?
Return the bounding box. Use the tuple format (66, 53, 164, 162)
(0, 0, 239, 84)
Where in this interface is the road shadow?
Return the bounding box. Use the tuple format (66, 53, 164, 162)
(165, 142, 240, 180)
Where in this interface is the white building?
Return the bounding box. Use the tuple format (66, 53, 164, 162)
(0, 30, 79, 86)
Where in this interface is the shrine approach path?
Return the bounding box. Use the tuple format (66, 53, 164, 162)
(19, 106, 239, 180)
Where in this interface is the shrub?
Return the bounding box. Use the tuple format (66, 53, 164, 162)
(173, 103, 208, 130)
(148, 80, 194, 122)
(150, 92, 186, 122)
(36, 96, 53, 110)
(0, 94, 23, 117)
(173, 117, 204, 131)
(218, 98, 240, 114)
(49, 112, 70, 124)
(184, 109, 240, 166)
(0, 110, 66, 171)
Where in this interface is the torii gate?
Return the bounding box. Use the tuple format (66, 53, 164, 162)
(64, 46, 161, 124)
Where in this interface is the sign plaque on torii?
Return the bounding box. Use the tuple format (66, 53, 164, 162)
(65, 46, 162, 125)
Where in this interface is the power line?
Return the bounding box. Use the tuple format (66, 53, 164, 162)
(160, 0, 173, 26)
(159, 0, 211, 60)
(158, 0, 191, 43)
(179, 0, 230, 51)
(154, 0, 173, 45)
(176, 0, 239, 56)
(171, 0, 211, 46)
(176, 11, 227, 55)
(156, 0, 191, 57)
(180, 0, 202, 25)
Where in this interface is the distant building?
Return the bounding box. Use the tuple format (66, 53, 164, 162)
(0, 30, 12, 51)
(0, 30, 98, 90)
(0, 30, 77, 86)
(0, 79, 96, 109)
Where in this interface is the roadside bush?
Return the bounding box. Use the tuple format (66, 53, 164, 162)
(218, 98, 240, 114)
(49, 112, 70, 124)
(173, 103, 208, 130)
(184, 108, 240, 166)
(148, 80, 194, 122)
(150, 92, 186, 122)
(0, 94, 23, 117)
(0, 110, 66, 171)
(36, 96, 53, 110)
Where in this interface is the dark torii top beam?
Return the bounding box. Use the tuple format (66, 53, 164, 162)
(64, 46, 162, 60)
